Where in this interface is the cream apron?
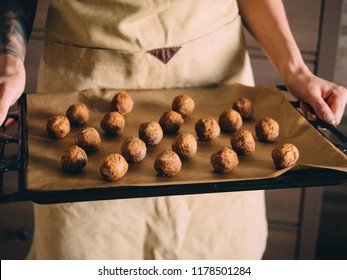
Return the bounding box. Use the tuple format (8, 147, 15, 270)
(28, 0, 267, 259)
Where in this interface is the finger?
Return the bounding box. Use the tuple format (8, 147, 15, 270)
(0, 110, 9, 127)
(0, 82, 21, 126)
(0, 96, 14, 127)
(308, 94, 336, 125)
(329, 101, 342, 125)
(4, 117, 16, 128)
(300, 101, 317, 121)
(326, 90, 347, 125)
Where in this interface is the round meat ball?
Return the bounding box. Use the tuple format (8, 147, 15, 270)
(172, 133, 197, 159)
(172, 95, 195, 117)
(66, 103, 89, 126)
(232, 98, 254, 119)
(210, 147, 239, 173)
(99, 153, 128, 181)
(218, 109, 242, 132)
(47, 115, 70, 139)
(61, 145, 88, 173)
(121, 137, 147, 163)
(100, 112, 125, 135)
(195, 117, 220, 141)
(159, 111, 184, 134)
(138, 121, 163, 146)
(230, 129, 255, 155)
(75, 127, 101, 152)
(154, 151, 182, 176)
(272, 143, 299, 169)
(255, 117, 279, 142)
(110, 91, 134, 115)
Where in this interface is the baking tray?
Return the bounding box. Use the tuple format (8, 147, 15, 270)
(0, 85, 347, 204)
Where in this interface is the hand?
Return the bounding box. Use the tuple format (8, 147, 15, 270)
(284, 67, 347, 125)
(0, 54, 26, 126)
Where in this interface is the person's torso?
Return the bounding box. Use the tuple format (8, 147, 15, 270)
(46, 0, 239, 51)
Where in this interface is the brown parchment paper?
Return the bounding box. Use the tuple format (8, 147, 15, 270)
(27, 84, 347, 192)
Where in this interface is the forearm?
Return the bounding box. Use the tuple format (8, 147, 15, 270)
(237, 0, 347, 125)
(237, 0, 308, 82)
(0, 0, 37, 61)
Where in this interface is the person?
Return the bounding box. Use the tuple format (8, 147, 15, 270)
(1, 0, 346, 259)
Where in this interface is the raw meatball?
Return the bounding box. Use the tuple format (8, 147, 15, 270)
(195, 117, 220, 141)
(172, 133, 197, 159)
(255, 117, 279, 142)
(61, 145, 88, 173)
(210, 147, 239, 173)
(121, 137, 147, 163)
(110, 91, 134, 115)
(75, 127, 101, 152)
(100, 112, 125, 135)
(172, 95, 195, 117)
(66, 103, 89, 126)
(138, 121, 163, 146)
(218, 109, 242, 132)
(99, 153, 128, 181)
(46, 115, 70, 139)
(230, 129, 255, 155)
(272, 143, 299, 169)
(159, 111, 184, 134)
(232, 98, 254, 119)
(154, 151, 182, 176)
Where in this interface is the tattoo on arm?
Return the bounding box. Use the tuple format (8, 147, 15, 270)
(0, 0, 37, 61)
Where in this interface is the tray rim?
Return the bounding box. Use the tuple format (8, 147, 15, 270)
(1, 168, 347, 204)
(1, 88, 347, 204)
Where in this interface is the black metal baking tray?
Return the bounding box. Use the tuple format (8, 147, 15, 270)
(0, 89, 346, 204)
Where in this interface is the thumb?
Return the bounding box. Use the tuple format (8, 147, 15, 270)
(0, 111, 9, 127)
(309, 96, 336, 125)
(0, 100, 12, 127)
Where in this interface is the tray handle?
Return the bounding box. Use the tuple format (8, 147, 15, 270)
(276, 85, 347, 154)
